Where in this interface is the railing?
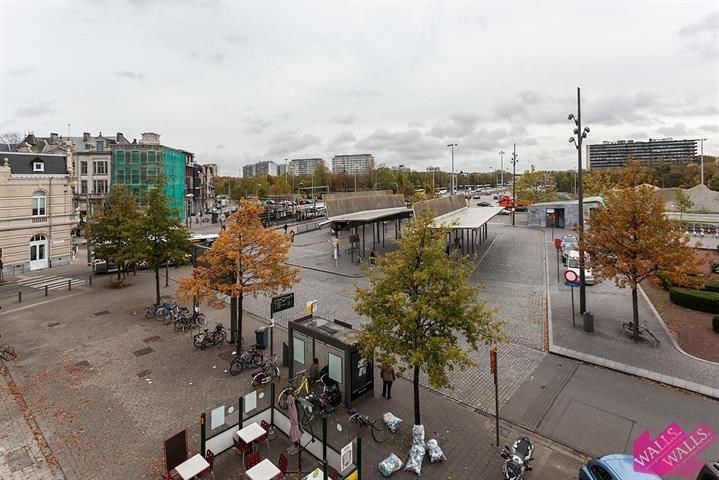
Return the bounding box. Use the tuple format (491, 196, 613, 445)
(31, 216, 48, 223)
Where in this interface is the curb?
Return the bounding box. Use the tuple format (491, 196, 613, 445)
(638, 284, 719, 367)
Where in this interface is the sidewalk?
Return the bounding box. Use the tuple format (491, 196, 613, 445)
(545, 228, 719, 399)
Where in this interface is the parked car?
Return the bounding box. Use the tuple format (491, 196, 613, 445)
(565, 250, 594, 285)
(92, 259, 118, 274)
(560, 234, 579, 249)
(579, 454, 661, 480)
(497, 208, 511, 215)
(477, 201, 493, 207)
(472, 194, 482, 199)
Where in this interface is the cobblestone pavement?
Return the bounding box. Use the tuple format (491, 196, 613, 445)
(0, 365, 63, 480)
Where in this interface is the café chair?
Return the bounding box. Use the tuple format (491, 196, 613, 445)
(198, 449, 215, 480)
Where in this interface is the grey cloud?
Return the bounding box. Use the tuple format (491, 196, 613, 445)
(408, 121, 425, 128)
(244, 114, 270, 134)
(225, 34, 248, 44)
(429, 113, 479, 138)
(216, 144, 225, 149)
(328, 131, 356, 151)
(348, 89, 380, 99)
(656, 123, 687, 136)
(524, 138, 539, 146)
(700, 124, 719, 133)
(15, 102, 56, 117)
(355, 128, 440, 161)
(331, 114, 356, 125)
(267, 131, 322, 156)
(8, 66, 34, 76)
(678, 12, 719, 58)
(679, 11, 719, 36)
(629, 132, 648, 139)
(114, 70, 145, 80)
(462, 127, 509, 151)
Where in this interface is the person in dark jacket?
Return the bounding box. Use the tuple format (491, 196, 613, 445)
(380, 363, 396, 399)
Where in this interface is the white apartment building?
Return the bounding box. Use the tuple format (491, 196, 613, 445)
(289, 158, 324, 176)
(332, 154, 375, 175)
(243, 161, 278, 177)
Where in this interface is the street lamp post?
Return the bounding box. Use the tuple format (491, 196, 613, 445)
(511, 145, 518, 226)
(568, 86, 590, 315)
(700, 138, 707, 211)
(498, 150, 505, 191)
(447, 144, 458, 194)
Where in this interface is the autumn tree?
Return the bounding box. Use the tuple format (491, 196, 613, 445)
(583, 168, 703, 341)
(515, 165, 557, 203)
(674, 189, 693, 221)
(177, 200, 298, 349)
(354, 211, 505, 425)
(135, 184, 192, 305)
(583, 169, 618, 197)
(86, 185, 141, 281)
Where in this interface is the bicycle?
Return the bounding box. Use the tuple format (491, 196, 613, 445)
(229, 345, 264, 375)
(0, 334, 16, 361)
(622, 321, 660, 346)
(277, 371, 311, 409)
(298, 391, 336, 426)
(251, 354, 280, 388)
(174, 306, 208, 331)
(193, 323, 227, 350)
(347, 406, 387, 443)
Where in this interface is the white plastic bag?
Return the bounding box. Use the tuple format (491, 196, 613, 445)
(378, 453, 403, 477)
(412, 424, 425, 446)
(426, 439, 446, 463)
(383, 412, 403, 433)
(404, 444, 425, 475)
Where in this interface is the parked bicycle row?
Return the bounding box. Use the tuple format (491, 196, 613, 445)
(143, 296, 207, 331)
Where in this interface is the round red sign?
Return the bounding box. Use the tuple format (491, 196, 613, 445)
(564, 269, 579, 283)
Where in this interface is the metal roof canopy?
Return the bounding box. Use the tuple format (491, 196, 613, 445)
(431, 206, 505, 229)
(327, 206, 412, 223)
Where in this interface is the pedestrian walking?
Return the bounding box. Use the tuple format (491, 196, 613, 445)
(380, 362, 396, 399)
(369, 249, 376, 267)
(290, 230, 295, 243)
(283, 223, 288, 234)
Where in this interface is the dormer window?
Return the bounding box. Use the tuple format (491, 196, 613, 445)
(33, 160, 44, 172)
(96, 140, 105, 150)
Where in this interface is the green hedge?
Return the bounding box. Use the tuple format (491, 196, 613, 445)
(669, 287, 719, 314)
(705, 281, 719, 293)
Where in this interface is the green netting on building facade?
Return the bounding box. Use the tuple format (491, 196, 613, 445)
(110, 147, 186, 220)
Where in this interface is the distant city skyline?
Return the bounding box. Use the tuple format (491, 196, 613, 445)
(1, 1, 717, 176)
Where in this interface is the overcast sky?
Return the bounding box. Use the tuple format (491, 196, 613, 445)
(1, 1, 717, 176)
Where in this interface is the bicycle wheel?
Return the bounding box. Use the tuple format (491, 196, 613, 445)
(193, 333, 205, 349)
(215, 331, 227, 349)
(251, 372, 265, 388)
(144, 306, 156, 319)
(155, 308, 166, 321)
(277, 389, 290, 409)
(195, 314, 207, 328)
(301, 404, 315, 426)
(174, 319, 186, 332)
(251, 352, 263, 367)
(229, 358, 243, 376)
(370, 418, 388, 443)
(271, 366, 280, 380)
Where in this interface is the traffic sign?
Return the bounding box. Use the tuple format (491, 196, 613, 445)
(564, 281, 580, 288)
(564, 269, 578, 283)
(271, 293, 294, 315)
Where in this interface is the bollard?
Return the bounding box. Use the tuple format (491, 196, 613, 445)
(18, 291, 22, 303)
(89, 275, 92, 286)
(45, 285, 48, 296)
(68, 279, 72, 291)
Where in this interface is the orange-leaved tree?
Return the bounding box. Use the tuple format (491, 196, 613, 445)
(177, 200, 298, 349)
(582, 165, 702, 341)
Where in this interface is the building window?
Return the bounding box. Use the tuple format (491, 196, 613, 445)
(33, 161, 44, 172)
(96, 140, 105, 150)
(81, 180, 88, 194)
(81, 161, 88, 175)
(115, 150, 125, 162)
(131, 169, 140, 184)
(93, 180, 108, 194)
(32, 191, 46, 216)
(148, 151, 156, 162)
(93, 161, 107, 175)
(131, 150, 140, 163)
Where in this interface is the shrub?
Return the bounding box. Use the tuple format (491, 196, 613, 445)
(706, 281, 719, 293)
(669, 287, 719, 314)
(713, 316, 719, 334)
(712, 262, 719, 274)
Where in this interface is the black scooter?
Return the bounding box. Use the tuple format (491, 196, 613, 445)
(501, 436, 534, 480)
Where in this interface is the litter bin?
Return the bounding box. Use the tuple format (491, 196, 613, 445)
(583, 311, 594, 333)
(255, 326, 269, 349)
(211, 212, 219, 224)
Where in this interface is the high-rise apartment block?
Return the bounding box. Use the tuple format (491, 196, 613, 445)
(243, 161, 278, 177)
(289, 158, 324, 176)
(331, 154, 375, 175)
(587, 138, 699, 169)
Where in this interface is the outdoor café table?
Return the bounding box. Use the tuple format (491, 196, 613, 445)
(236, 422, 266, 444)
(246, 458, 281, 480)
(174, 453, 210, 480)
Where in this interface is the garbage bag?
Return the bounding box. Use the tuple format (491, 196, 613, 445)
(383, 412, 403, 434)
(404, 444, 425, 475)
(426, 439, 446, 463)
(378, 453, 403, 477)
(412, 424, 425, 446)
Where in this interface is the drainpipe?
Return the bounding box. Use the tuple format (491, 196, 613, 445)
(48, 176, 53, 268)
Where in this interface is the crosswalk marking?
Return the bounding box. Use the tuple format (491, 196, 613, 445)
(15, 274, 85, 290)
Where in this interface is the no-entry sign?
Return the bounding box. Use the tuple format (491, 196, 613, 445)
(564, 269, 579, 283)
